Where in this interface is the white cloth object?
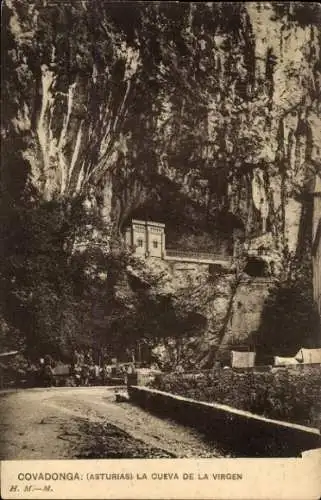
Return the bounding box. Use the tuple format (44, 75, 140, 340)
(231, 351, 256, 368)
(295, 348, 321, 364)
(274, 356, 300, 366)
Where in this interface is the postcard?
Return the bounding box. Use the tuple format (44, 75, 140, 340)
(1, 1, 321, 499)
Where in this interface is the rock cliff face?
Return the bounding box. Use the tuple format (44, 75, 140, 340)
(4, 2, 320, 242)
(231, 4, 321, 256)
(3, 1, 321, 365)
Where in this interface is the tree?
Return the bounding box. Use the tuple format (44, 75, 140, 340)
(0, 194, 101, 359)
(255, 247, 320, 363)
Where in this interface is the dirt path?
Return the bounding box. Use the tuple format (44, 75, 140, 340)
(0, 387, 229, 459)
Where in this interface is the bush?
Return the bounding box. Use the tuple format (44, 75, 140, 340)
(152, 365, 321, 428)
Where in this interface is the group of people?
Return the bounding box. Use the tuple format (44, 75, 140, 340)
(39, 355, 55, 387)
(71, 349, 136, 386)
(71, 348, 94, 385)
(35, 349, 140, 387)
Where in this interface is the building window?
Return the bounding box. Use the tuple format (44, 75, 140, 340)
(153, 240, 158, 249)
(137, 239, 143, 247)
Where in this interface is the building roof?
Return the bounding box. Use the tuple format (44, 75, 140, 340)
(132, 219, 165, 228)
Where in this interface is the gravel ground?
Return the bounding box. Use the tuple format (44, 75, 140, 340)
(0, 387, 229, 459)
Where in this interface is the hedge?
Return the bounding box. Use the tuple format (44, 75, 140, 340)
(151, 365, 321, 429)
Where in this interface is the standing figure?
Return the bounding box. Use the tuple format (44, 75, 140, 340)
(81, 364, 90, 386)
(42, 356, 54, 387)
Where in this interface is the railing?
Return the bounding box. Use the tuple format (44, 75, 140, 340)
(164, 248, 232, 262)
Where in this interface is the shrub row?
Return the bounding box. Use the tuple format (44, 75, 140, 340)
(151, 365, 321, 429)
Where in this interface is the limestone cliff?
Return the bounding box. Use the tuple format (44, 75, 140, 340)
(3, 2, 320, 244)
(2, 1, 321, 365)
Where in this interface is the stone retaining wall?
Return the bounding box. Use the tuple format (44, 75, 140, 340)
(128, 385, 321, 457)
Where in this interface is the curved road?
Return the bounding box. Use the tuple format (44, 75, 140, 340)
(0, 387, 229, 460)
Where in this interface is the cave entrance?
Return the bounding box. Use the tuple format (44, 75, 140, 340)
(124, 196, 245, 258)
(244, 257, 270, 277)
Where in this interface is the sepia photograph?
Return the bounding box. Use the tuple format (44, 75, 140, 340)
(1, 0, 321, 494)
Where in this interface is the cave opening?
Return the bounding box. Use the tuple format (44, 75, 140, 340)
(244, 257, 270, 277)
(123, 190, 245, 257)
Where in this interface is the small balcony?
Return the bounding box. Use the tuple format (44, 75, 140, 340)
(164, 248, 233, 265)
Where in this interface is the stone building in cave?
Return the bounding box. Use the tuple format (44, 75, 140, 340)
(124, 218, 234, 267)
(125, 220, 166, 258)
(123, 213, 277, 280)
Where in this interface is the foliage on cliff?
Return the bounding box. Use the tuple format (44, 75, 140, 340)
(1, 195, 205, 360)
(1, 196, 94, 358)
